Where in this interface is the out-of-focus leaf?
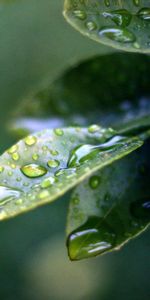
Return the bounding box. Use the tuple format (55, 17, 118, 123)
(64, 0, 150, 53)
(0, 126, 142, 221)
(10, 53, 150, 137)
(67, 139, 150, 260)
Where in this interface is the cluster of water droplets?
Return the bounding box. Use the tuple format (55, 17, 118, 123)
(66, 0, 150, 52)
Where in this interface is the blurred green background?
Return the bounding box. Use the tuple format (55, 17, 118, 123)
(0, 1, 149, 300)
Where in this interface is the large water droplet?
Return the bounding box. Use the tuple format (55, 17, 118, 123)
(7, 144, 18, 154)
(68, 136, 125, 168)
(54, 128, 64, 136)
(99, 27, 136, 43)
(67, 217, 115, 260)
(137, 8, 150, 20)
(103, 9, 132, 27)
(0, 186, 21, 205)
(25, 135, 37, 146)
(21, 164, 47, 178)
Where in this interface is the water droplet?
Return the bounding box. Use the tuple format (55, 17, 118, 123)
(103, 9, 132, 27)
(32, 153, 39, 161)
(133, 0, 140, 6)
(7, 144, 18, 154)
(99, 27, 136, 43)
(89, 176, 100, 189)
(47, 160, 60, 168)
(38, 190, 50, 199)
(73, 10, 86, 20)
(131, 198, 150, 221)
(10, 163, 16, 169)
(15, 198, 23, 205)
(104, 0, 110, 7)
(86, 21, 97, 31)
(0, 186, 21, 205)
(54, 128, 64, 136)
(88, 124, 101, 133)
(67, 217, 115, 260)
(25, 135, 37, 146)
(68, 136, 125, 168)
(21, 164, 47, 178)
(137, 8, 150, 20)
(0, 166, 4, 173)
(72, 196, 80, 205)
(12, 152, 20, 161)
(8, 171, 13, 176)
(50, 149, 59, 156)
(41, 176, 55, 188)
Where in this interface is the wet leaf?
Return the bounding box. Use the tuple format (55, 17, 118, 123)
(10, 53, 150, 137)
(64, 0, 150, 53)
(67, 139, 150, 260)
(0, 126, 142, 221)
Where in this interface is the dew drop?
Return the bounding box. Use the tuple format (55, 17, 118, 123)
(47, 160, 60, 168)
(104, 0, 110, 7)
(21, 164, 47, 178)
(50, 149, 59, 156)
(41, 176, 55, 188)
(99, 27, 136, 43)
(25, 135, 37, 146)
(67, 217, 115, 260)
(68, 136, 125, 168)
(86, 21, 97, 31)
(54, 128, 64, 136)
(0, 186, 21, 205)
(7, 144, 18, 154)
(12, 152, 20, 161)
(73, 10, 87, 20)
(32, 153, 39, 161)
(88, 124, 101, 133)
(133, 0, 140, 6)
(137, 8, 150, 21)
(89, 175, 100, 189)
(103, 9, 132, 27)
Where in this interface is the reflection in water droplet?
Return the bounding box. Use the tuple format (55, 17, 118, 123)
(21, 164, 47, 178)
(54, 128, 64, 136)
(47, 160, 60, 168)
(73, 10, 87, 20)
(7, 144, 18, 154)
(68, 136, 125, 168)
(67, 217, 115, 260)
(99, 27, 136, 43)
(25, 135, 37, 146)
(0, 186, 21, 205)
(88, 124, 101, 133)
(86, 21, 97, 31)
(103, 9, 132, 27)
(89, 176, 100, 189)
(32, 153, 39, 161)
(12, 152, 20, 161)
(131, 198, 150, 221)
(41, 176, 55, 188)
(137, 8, 150, 20)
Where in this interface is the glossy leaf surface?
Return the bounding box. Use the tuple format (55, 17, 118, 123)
(67, 139, 150, 260)
(64, 0, 150, 53)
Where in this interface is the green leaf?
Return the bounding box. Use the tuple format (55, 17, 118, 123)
(10, 53, 150, 137)
(64, 0, 150, 53)
(0, 126, 142, 221)
(67, 139, 150, 260)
